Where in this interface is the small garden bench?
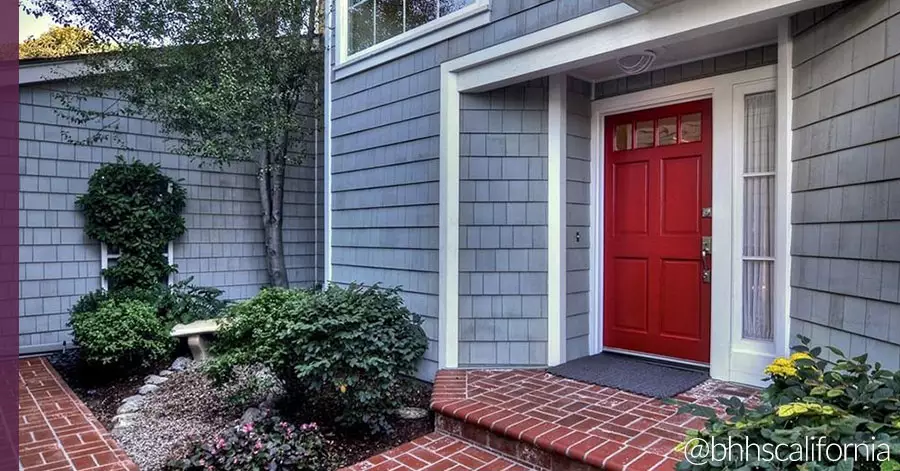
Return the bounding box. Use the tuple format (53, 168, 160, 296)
(170, 319, 221, 360)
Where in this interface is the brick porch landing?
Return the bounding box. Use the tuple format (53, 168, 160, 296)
(344, 369, 758, 471)
(19, 357, 137, 471)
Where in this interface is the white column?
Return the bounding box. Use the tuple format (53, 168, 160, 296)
(439, 67, 460, 369)
(547, 74, 568, 366)
(775, 18, 794, 358)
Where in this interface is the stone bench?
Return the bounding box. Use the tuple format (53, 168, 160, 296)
(170, 319, 221, 360)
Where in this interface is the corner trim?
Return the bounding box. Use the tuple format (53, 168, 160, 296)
(774, 19, 793, 358)
(547, 74, 567, 366)
(438, 67, 460, 368)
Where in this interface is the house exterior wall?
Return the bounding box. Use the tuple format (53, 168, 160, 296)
(458, 79, 549, 367)
(789, 0, 900, 370)
(328, 0, 626, 376)
(19, 82, 324, 353)
(566, 77, 592, 361)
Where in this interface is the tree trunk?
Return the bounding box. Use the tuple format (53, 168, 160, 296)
(258, 148, 289, 287)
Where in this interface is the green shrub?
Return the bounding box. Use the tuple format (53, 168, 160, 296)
(676, 336, 900, 471)
(71, 277, 227, 326)
(207, 284, 428, 434)
(166, 415, 332, 471)
(76, 158, 186, 290)
(70, 298, 175, 368)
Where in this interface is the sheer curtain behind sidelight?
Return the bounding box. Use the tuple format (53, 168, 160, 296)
(742, 91, 776, 341)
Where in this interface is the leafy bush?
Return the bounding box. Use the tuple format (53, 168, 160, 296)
(76, 158, 186, 290)
(71, 276, 227, 326)
(166, 414, 332, 471)
(207, 284, 428, 434)
(157, 278, 229, 325)
(676, 336, 900, 471)
(69, 298, 174, 368)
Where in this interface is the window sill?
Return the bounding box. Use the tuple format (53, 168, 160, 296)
(334, 1, 491, 80)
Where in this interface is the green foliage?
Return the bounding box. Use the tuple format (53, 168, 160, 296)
(75, 158, 186, 290)
(166, 415, 332, 471)
(69, 298, 174, 368)
(156, 278, 229, 325)
(207, 284, 428, 434)
(676, 336, 900, 471)
(18, 25, 111, 59)
(71, 276, 228, 326)
(24, 0, 325, 287)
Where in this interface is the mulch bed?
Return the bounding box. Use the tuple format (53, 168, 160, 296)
(48, 349, 171, 429)
(47, 350, 434, 470)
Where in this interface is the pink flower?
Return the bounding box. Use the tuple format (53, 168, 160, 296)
(215, 437, 226, 449)
(255, 440, 263, 450)
(242, 422, 254, 433)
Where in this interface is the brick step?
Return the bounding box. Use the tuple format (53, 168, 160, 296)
(430, 370, 756, 471)
(339, 432, 538, 470)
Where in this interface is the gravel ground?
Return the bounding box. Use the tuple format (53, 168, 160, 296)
(112, 362, 251, 471)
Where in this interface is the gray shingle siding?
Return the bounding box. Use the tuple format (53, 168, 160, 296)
(19, 83, 323, 353)
(790, 0, 900, 370)
(566, 77, 592, 361)
(458, 79, 549, 367)
(328, 0, 626, 376)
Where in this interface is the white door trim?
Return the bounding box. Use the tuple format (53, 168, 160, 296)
(547, 74, 568, 366)
(589, 65, 781, 383)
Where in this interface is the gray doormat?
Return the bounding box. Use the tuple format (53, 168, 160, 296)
(547, 352, 709, 399)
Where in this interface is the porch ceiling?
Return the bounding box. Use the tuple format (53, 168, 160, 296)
(570, 17, 779, 82)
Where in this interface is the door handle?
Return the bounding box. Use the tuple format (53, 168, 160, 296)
(700, 236, 711, 283)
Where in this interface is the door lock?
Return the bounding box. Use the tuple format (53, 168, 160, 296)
(700, 236, 712, 283)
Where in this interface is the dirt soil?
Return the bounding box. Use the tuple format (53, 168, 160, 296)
(49, 350, 170, 429)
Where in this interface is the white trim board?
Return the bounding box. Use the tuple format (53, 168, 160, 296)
(547, 74, 567, 366)
(446, 0, 833, 92)
(589, 65, 782, 385)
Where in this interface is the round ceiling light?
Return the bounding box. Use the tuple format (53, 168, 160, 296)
(617, 50, 657, 75)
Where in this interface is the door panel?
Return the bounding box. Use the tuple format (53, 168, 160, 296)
(603, 99, 712, 363)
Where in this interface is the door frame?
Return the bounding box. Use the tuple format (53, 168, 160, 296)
(589, 64, 786, 383)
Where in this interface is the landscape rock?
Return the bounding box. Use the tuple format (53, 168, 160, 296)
(170, 357, 192, 371)
(138, 384, 160, 395)
(112, 413, 141, 428)
(121, 395, 146, 406)
(145, 375, 169, 385)
(116, 401, 144, 415)
(240, 407, 266, 424)
(395, 407, 428, 420)
(157, 370, 173, 377)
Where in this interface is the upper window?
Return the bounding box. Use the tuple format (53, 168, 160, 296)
(347, 0, 474, 56)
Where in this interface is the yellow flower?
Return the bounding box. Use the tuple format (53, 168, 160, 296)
(339, 384, 347, 394)
(790, 352, 813, 362)
(764, 357, 799, 378)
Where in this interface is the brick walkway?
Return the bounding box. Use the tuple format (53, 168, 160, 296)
(342, 432, 536, 471)
(345, 369, 758, 471)
(19, 357, 137, 471)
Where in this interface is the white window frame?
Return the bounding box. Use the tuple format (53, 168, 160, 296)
(729, 79, 780, 377)
(334, 0, 489, 71)
(100, 242, 175, 291)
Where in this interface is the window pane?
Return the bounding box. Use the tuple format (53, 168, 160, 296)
(614, 123, 632, 151)
(439, 0, 473, 16)
(375, 0, 404, 43)
(406, 0, 437, 30)
(657, 117, 677, 146)
(743, 176, 774, 257)
(635, 120, 654, 148)
(744, 92, 776, 173)
(743, 260, 773, 340)
(681, 113, 701, 143)
(348, 0, 374, 55)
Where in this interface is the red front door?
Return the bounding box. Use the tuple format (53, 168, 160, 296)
(603, 99, 712, 363)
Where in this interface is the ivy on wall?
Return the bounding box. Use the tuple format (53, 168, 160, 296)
(76, 158, 187, 290)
